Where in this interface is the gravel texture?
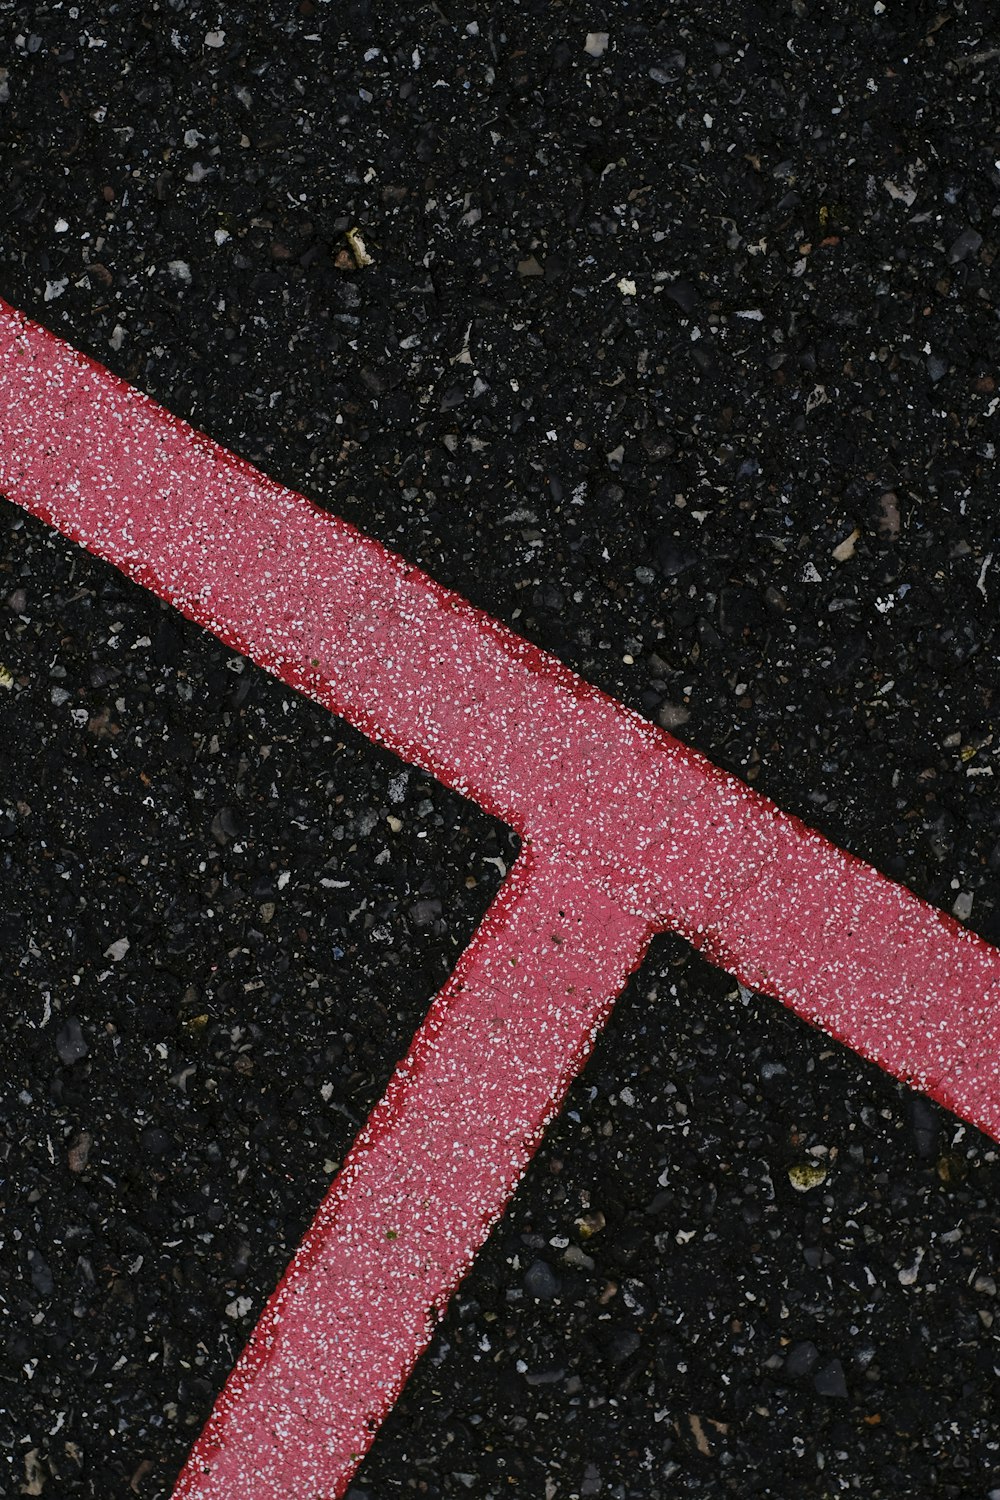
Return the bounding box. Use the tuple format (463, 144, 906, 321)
(2, 2, 1000, 1496)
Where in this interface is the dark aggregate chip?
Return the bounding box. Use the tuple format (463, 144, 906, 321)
(1, 1, 999, 1496)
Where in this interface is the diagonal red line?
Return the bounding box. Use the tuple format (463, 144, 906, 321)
(1, 299, 997, 1136)
(1, 298, 999, 1495)
(174, 849, 651, 1497)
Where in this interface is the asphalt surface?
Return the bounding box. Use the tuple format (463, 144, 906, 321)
(2, 3, 1000, 1496)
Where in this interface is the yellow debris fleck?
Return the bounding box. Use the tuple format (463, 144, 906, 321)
(346, 226, 374, 268)
(788, 1161, 828, 1192)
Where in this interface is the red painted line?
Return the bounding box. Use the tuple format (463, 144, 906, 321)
(1, 298, 998, 1495)
(175, 848, 650, 1497)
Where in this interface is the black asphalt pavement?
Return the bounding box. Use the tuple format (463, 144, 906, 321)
(2, 4, 1000, 1497)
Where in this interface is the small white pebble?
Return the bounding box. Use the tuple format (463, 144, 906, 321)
(898, 1248, 924, 1286)
(584, 32, 609, 58)
(54, 218, 69, 233)
(617, 277, 637, 296)
(205, 30, 225, 48)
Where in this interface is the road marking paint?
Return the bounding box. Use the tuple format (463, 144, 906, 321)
(1, 297, 998, 1496)
(176, 847, 651, 1497)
